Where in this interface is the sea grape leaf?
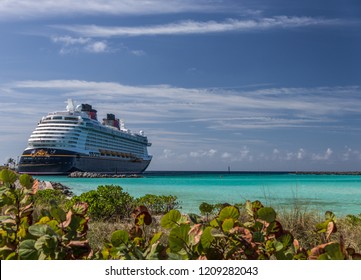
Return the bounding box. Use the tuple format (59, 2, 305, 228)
(324, 243, 344, 260)
(188, 223, 203, 245)
(0, 169, 17, 185)
(325, 211, 336, 221)
(218, 206, 240, 222)
(274, 240, 284, 252)
(135, 212, 152, 226)
(34, 235, 58, 256)
(29, 224, 56, 237)
(50, 207, 67, 223)
(326, 221, 337, 241)
(132, 206, 149, 218)
(19, 239, 38, 260)
(72, 202, 88, 216)
(222, 218, 234, 232)
(267, 221, 283, 237)
(257, 207, 276, 223)
(111, 230, 129, 247)
(201, 227, 214, 249)
(58, 210, 73, 228)
(315, 221, 328, 233)
(19, 174, 33, 189)
(168, 224, 190, 252)
(160, 209, 181, 229)
(209, 218, 219, 228)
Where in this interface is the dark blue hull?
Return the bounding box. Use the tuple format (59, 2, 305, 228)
(18, 148, 151, 175)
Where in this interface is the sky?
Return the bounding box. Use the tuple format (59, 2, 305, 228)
(0, 0, 361, 171)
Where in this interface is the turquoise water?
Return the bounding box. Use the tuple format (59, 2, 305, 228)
(36, 172, 361, 217)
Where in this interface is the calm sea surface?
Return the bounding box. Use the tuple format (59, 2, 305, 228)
(36, 172, 361, 217)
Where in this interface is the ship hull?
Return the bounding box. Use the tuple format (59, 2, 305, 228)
(18, 148, 151, 175)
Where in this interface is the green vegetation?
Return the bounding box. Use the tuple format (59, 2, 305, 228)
(1, 169, 361, 260)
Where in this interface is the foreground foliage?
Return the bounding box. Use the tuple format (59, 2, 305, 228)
(1, 169, 361, 260)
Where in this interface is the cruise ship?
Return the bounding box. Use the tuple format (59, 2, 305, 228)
(17, 99, 152, 175)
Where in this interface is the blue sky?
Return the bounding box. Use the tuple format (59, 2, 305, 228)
(0, 0, 361, 171)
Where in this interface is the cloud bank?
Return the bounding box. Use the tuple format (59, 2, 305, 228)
(0, 0, 227, 20)
(54, 16, 342, 38)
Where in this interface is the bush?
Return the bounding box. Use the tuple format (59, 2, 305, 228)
(136, 194, 179, 215)
(70, 185, 135, 221)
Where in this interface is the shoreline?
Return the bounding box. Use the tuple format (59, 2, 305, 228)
(67, 171, 143, 178)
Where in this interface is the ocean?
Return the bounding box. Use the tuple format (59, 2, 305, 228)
(36, 171, 361, 217)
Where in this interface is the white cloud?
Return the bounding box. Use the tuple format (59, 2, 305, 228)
(190, 149, 217, 158)
(51, 36, 109, 54)
(0, 0, 219, 20)
(221, 152, 232, 159)
(160, 149, 175, 159)
(55, 16, 342, 38)
(297, 148, 306, 160)
(131, 50, 146, 56)
(312, 148, 333, 161)
(51, 36, 90, 46)
(9, 80, 361, 130)
(84, 41, 108, 53)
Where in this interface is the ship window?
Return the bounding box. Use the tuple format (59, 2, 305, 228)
(52, 116, 63, 120)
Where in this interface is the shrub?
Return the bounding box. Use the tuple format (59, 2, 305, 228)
(136, 194, 179, 215)
(0, 169, 91, 260)
(70, 185, 135, 221)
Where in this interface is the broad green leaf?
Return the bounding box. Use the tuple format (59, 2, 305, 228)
(160, 209, 181, 229)
(111, 230, 129, 247)
(19, 174, 33, 189)
(29, 224, 56, 237)
(274, 240, 284, 252)
(200, 227, 214, 249)
(315, 221, 328, 233)
(0, 169, 18, 184)
(209, 218, 219, 228)
(19, 239, 38, 260)
(50, 207, 67, 222)
(218, 206, 240, 222)
(325, 211, 336, 221)
(168, 224, 190, 252)
(222, 218, 234, 232)
(324, 243, 344, 260)
(34, 235, 58, 257)
(257, 207, 276, 223)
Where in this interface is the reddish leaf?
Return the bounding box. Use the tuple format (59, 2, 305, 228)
(129, 226, 143, 239)
(59, 210, 72, 228)
(132, 206, 149, 218)
(189, 224, 203, 245)
(308, 242, 334, 260)
(32, 180, 39, 194)
(326, 221, 337, 241)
